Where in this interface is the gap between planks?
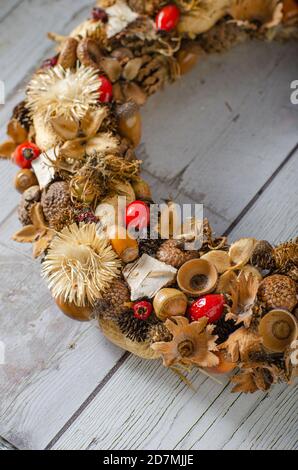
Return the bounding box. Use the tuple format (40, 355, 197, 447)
(45, 143, 298, 450)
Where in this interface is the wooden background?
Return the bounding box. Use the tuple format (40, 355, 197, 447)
(0, 0, 297, 451)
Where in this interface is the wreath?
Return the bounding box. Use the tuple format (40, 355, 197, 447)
(1, 0, 297, 394)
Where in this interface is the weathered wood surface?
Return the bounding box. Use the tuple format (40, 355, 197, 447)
(0, 0, 297, 451)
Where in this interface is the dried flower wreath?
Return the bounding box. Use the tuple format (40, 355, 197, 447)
(1, 0, 298, 393)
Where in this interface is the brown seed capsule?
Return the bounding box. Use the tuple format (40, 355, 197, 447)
(77, 38, 102, 69)
(177, 44, 204, 75)
(258, 274, 297, 312)
(58, 37, 78, 69)
(100, 57, 122, 82)
(14, 169, 38, 193)
(117, 102, 142, 148)
(55, 297, 92, 322)
(132, 177, 152, 201)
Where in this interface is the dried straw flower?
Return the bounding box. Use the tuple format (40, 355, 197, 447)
(151, 316, 219, 368)
(27, 65, 100, 122)
(42, 223, 121, 307)
(226, 272, 260, 327)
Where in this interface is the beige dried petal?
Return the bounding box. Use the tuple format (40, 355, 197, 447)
(100, 57, 122, 82)
(50, 116, 79, 141)
(85, 133, 119, 154)
(12, 225, 41, 243)
(60, 139, 86, 160)
(81, 107, 108, 138)
(30, 203, 47, 229)
(33, 231, 55, 258)
(228, 237, 256, 270)
(201, 250, 231, 273)
(122, 58, 143, 81)
(240, 265, 263, 282)
(216, 270, 237, 294)
(219, 327, 262, 363)
(0, 141, 16, 159)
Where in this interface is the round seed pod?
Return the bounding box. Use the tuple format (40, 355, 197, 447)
(259, 309, 298, 353)
(41, 181, 71, 225)
(250, 240, 275, 270)
(93, 278, 131, 319)
(177, 43, 204, 75)
(108, 225, 139, 263)
(153, 288, 188, 321)
(100, 57, 122, 82)
(131, 177, 152, 201)
(14, 169, 38, 193)
(258, 274, 297, 312)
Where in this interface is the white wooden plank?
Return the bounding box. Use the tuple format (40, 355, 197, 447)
(0, 0, 23, 22)
(52, 152, 298, 451)
(0, 437, 15, 450)
(140, 41, 298, 223)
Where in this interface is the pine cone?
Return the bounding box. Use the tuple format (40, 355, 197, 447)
(274, 240, 298, 270)
(258, 275, 297, 312)
(139, 237, 163, 257)
(93, 278, 131, 320)
(41, 181, 71, 227)
(148, 322, 173, 344)
(117, 309, 158, 342)
(251, 240, 276, 270)
(136, 55, 168, 96)
(156, 239, 199, 268)
(18, 186, 41, 226)
(12, 101, 32, 131)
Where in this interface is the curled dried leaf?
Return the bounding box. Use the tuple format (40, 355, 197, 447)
(228, 237, 256, 270)
(219, 327, 263, 363)
(7, 119, 28, 144)
(216, 270, 238, 294)
(51, 116, 79, 141)
(0, 141, 16, 159)
(226, 272, 259, 327)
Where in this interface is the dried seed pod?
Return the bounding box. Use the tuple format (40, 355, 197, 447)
(131, 177, 152, 201)
(55, 297, 92, 322)
(100, 57, 122, 82)
(177, 259, 218, 297)
(57, 37, 79, 69)
(177, 43, 204, 75)
(258, 274, 297, 312)
(201, 250, 231, 273)
(240, 265, 263, 283)
(108, 225, 139, 263)
(122, 57, 143, 81)
(117, 101, 142, 148)
(157, 239, 199, 269)
(259, 309, 298, 353)
(250, 240, 275, 270)
(216, 270, 237, 295)
(14, 169, 38, 193)
(77, 38, 102, 69)
(111, 47, 134, 63)
(153, 288, 188, 321)
(229, 237, 256, 270)
(122, 82, 147, 106)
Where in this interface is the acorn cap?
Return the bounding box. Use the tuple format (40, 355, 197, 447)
(259, 309, 298, 353)
(177, 258, 218, 297)
(258, 274, 297, 312)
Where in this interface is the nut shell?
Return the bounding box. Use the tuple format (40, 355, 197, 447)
(177, 258, 218, 297)
(14, 169, 38, 193)
(258, 274, 297, 311)
(259, 309, 298, 353)
(153, 288, 188, 321)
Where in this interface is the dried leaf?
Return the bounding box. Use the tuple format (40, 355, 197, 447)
(7, 119, 28, 144)
(12, 225, 42, 243)
(228, 237, 256, 270)
(33, 230, 55, 258)
(51, 116, 79, 140)
(219, 327, 262, 363)
(226, 272, 259, 326)
(81, 107, 108, 138)
(85, 133, 119, 154)
(0, 140, 16, 159)
(30, 203, 47, 229)
(231, 370, 258, 393)
(60, 138, 86, 160)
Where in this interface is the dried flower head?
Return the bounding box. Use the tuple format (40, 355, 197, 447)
(231, 362, 283, 393)
(27, 65, 100, 122)
(42, 223, 121, 306)
(226, 272, 260, 327)
(151, 316, 219, 368)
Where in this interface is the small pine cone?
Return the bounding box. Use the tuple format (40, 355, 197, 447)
(41, 181, 71, 227)
(274, 240, 298, 271)
(148, 322, 173, 344)
(139, 237, 163, 257)
(93, 278, 131, 320)
(136, 55, 168, 96)
(117, 309, 158, 343)
(18, 185, 41, 226)
(156, 239, 199, 268)
(258, 274, 297, 312)
(251, 240, 276, 270)
(12, 100, 32, 131)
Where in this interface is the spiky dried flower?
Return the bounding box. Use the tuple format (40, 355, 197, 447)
(27, 65, 100, 122)
(42, 223, 121, 307)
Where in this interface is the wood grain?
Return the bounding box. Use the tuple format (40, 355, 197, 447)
(51, 153, 298, 451)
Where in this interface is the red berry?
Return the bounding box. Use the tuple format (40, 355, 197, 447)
(189, 294, 225, 324)
(98, 75, 113, 103)
(125, 200, 150, 231)
(155, 4, 180, 32)
(42, 55, 59, 69)
(133, 301, 153, 320)
(92, 7, 108, 23)
(13, 142, 41, 169)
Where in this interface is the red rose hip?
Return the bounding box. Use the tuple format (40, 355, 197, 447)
(155, 4, 180, 32)
(125, 200, 150, 231)
(133, 301, 153, 320)
(13, 142, 41, 169)
(98, 75, 113, 103)
(189, 294, 225, 324)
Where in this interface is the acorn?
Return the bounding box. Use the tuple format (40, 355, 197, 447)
(153, 288, 188, 321)
(259, 309, 298, 353)
(55, 297, 92, 322)
(108, 225, 139, 263)
(156, 239, 199, 269)
(117, 102, 142, 148)
(131, 177, 152, 201)
(14, 169, 38, 193)
(177, 259, 218, 297)
(93, 278, 131, 320)
(258, 274, 297, 312)
(250, 240, 275, 270)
